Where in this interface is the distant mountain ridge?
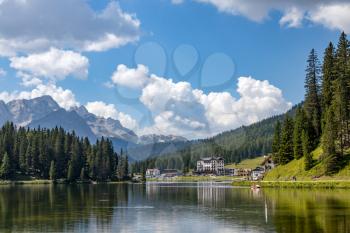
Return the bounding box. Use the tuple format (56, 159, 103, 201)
(138, 134, 187, 145)
(0, 96, 188, 160)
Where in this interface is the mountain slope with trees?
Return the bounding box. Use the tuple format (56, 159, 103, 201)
(269, 32, 350, 180)
(131, 105, 299, 173)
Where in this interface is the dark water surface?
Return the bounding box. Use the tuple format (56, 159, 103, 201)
(0, 182, 349, 233)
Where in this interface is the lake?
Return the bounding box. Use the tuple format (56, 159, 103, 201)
(0, 182, 349, 233)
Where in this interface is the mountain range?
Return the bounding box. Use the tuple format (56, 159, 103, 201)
(0, 96, 187, 160)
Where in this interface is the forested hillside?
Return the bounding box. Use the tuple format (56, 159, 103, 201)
(131, 105, 299, 173)
(271, 32, 350, 176)
(0, 122, 129, 181)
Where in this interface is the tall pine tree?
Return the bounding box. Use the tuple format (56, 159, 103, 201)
(279, 116, 294, 165)
(293, 107, 306, 159)
(302, 130, 313, 171)
(304, 49, 322, 140)
(0, 152, 11, 179)
(332, 32, 350, 153)
(321, 42, 335, 114)
(272, 121, 281, 164)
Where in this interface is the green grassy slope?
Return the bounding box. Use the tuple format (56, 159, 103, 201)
(264, 147, 350, 181)
(225, 156, 265, 169)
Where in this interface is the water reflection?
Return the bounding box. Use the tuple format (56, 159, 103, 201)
(0, 183, 349, 233)
(264, 189, 350, 233)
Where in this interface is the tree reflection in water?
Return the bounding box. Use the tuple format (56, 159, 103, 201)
(0, 183, 349, 233)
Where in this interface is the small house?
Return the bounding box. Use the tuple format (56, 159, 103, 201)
(146, 168, 160, 178)
(261, 156, 275, 171)
(233, 168, 252, 177)
(224, 168, 235, 176)
(161, 169, 180, 178)
(251, 167, 265, 181)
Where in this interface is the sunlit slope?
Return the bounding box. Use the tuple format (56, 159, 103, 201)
(225, 156, 265, 169)
(264, 147, 350, 181)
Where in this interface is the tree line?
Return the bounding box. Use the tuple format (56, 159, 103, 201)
(272, 32, 350, 174)
(0, 122, 129, 181)
(131, 106, 300, 173)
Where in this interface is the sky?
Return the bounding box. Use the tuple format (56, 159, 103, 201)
(0, 0, 348, 139)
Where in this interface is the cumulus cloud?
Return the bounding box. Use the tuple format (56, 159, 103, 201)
(111, 64, 150, 89)
(10, 48, 89, 82)
(17, 71, 43, 87)
(0, 0, 140, 56)
(0, 83, 79, 110)
(308, 3, 350, 33)
(114, 65, 292, 138)
(279, 7, 304, 28)
(85, 101, 138, 130)
(176, 0, 350, 32)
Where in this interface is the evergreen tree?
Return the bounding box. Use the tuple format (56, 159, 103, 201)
(279, 116, 294, 165)
(0, 152, 11, 179)
(141, 167, 146, 183)
(49, 160, 57, 181)
(321, 42, 335, 113)
(18, 133, 27, 171)
(322, 107, 339, 175)
(124, 155, 129, 179)
(293, 107, 306, 159)
(302, 130, 313, 171)
(116, 156, 124, 180)
(304, 49, 322, 139)
(54, 132, 65, 178)
(67, 161, 74, 182)
(332, 32, 350, 152)
(272, 121, 281, 163)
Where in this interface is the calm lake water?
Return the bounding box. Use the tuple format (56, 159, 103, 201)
(0, 182, 349, 233)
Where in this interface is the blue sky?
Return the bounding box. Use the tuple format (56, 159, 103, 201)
(0, 0, 348, 139)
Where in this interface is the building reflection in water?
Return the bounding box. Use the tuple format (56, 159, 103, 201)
(196, 182, 226, 208)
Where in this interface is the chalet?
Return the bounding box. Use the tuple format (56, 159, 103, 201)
(146, 168, 160, 178)
(233, 168, 252, 177)
(261, 155, 275, 171)
(196, 157, 224, 175)
(251, 167, 265, 180)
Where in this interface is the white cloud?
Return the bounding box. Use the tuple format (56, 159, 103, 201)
(176, 0, 350, 32)
(115, 65, 292, 139)
(111, 64, 150, 89)
(308, 4, 350, 33)
(17, 71, 43, 87)
(0, 83, 79, 110)
(279, 7, 304, 28)
(0, 0, 140, 56)
(10, 48, 89, 82)
(85, 101, 119, 120)
(85, 101, 138, 130)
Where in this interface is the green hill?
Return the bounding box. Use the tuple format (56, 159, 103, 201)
(225, 156, 265, 169)
(264, 147, 350, 181)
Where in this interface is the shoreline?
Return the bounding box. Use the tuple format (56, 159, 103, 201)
(146, 175, 242, 182)
(3, 178, 350, 189)
(232, 180, 350, 188)
(0, 180, 138, 186)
